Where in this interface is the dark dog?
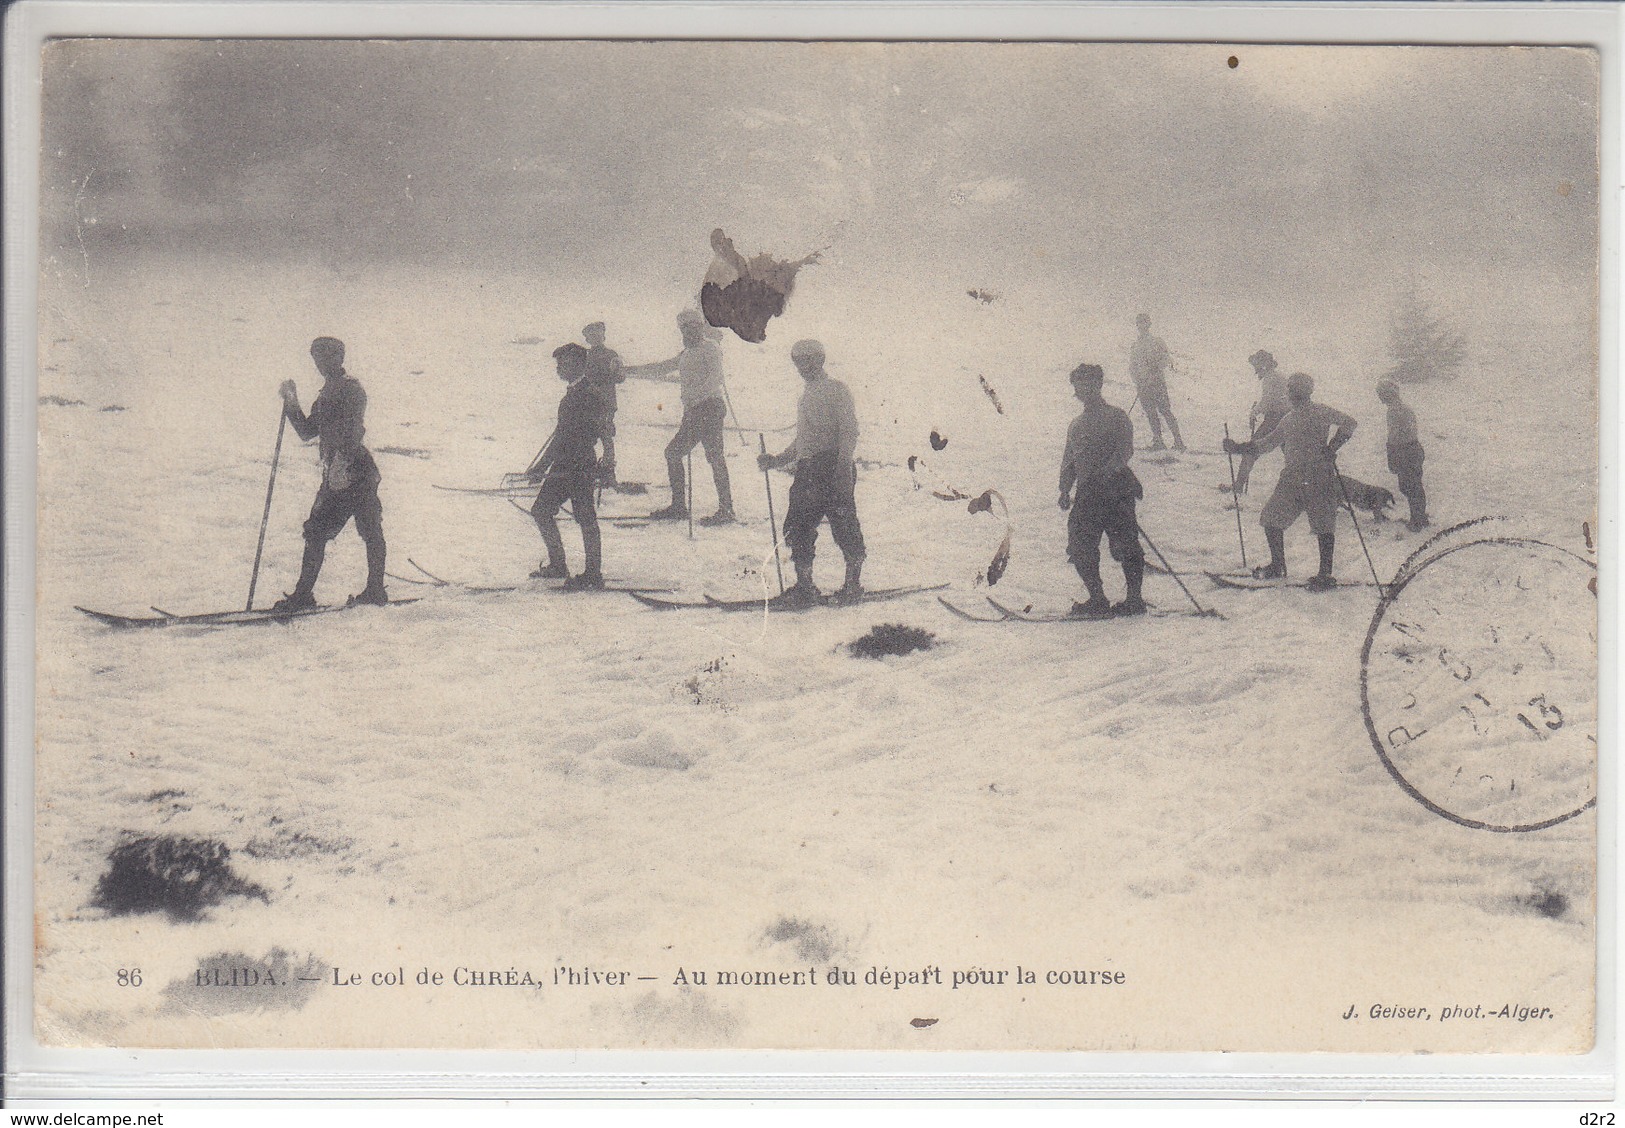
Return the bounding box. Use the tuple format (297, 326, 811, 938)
(1337, 475, 1397, 521)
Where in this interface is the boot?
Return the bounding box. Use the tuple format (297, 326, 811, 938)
(1253, 528, 1287, 578)
(530, 560, 569, 580)
(777, 563, 821, 607)
(647, 503, 688, 521)
(1408, 507, 1430, 532)
(697, 508, 736, 527)
(271, 590, 318, 613)
(1114, 559, 1148, 616)
(348, 584, 389, 607)
(833, 557, 864, 602)
(562, 570, 605, 592)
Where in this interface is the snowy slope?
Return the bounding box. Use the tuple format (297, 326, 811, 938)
(32, 255, 1596, 1051)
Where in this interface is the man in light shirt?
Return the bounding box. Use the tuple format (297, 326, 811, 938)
(1377, 379, 1428, 531)
(1128, 313, 1185, 452)
(1232, 348, 1288, 495)
(758, 339, 865, 604)
(1224, 371, 1357, 590)
(624, 309, 735, 525)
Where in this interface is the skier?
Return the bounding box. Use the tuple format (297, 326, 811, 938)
(1223, 372, 1357, 591)
(1128, 313, 1184, 452)
(623, 309, 735, 525)
(1059, 362, 1147, 617)
(527, 342, 605, 590)
(1376, 379, 1428, 531)
(272, 337, 387, 612)
(757, 339, 865, 604)
(1231, 348, 1289, 495)
(582, 321, 625, 490)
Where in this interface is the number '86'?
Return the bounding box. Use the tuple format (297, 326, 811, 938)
(117, 968, 141, 987)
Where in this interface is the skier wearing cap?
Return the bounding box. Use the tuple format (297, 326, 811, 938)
(1059, 362, 1147, 617)
(1223, 372, 1357, 591)
(1128, 313, 1185, 452)
(1377, 379, 1428, 531)
(1232, 348, 1289, 495)
(757, 339, 865, 604)
(581, 321, 625, 490)
(528, 342, 606, 590)
(272, 337, 387, 611)
(624, 309, 735, 525)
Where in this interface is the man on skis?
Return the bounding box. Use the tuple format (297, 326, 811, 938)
(624, 309, 735, 525)
(1223, 371, 1357, 591)
(757, 339, 865, 605)
(1059, 362, 1147, 617)
(582, 321, 625, 491)
(273, 337, 387, 611)
(1232, 348, 1289, 495)
(1128, 313, 1185, 452)
(1376, 378, 1429, 530)
(527, 342, 606, 590)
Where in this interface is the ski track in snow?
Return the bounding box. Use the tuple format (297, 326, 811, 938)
(32, 260, 1595, 1049)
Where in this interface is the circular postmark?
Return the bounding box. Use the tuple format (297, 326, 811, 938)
(1360, 526, 1596, 832)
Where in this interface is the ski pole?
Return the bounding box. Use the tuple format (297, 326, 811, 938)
(1223, 422, 1248, 571)
(523, 427, 559, 480)
(759, 434, 786, 595)
(1333, 459, 1387, 593)
(245, 407, 288, 611)
(722, 380, 751, 449)
(1138, 525, 1216, 617)
(686, 451, 695, 539)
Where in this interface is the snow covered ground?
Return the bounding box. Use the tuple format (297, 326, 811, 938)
(31, 253, 1596, 1051)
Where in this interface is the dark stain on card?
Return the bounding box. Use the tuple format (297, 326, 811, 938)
(911, 1017, 938, 1028)
(929, 430, 948, 451)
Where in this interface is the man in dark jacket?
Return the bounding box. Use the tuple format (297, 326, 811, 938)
(1059, 362, 1146, 617)
(529, 342, 605, 590)
(273, 337, 387, 611)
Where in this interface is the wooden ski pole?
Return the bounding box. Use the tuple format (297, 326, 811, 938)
(722, 381, 751, 449)
(1138, 525, 1216, 617)
(1223, 423, 1248, 570)
(245, 408, 288, 611)
(686, 451, 694, 539)
(759, 434, 786, 595)
(1333, 459, 1387, 593)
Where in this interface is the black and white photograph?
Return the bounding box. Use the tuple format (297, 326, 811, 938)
(13, 16, 1604, 1067)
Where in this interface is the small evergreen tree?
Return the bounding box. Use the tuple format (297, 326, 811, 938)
(1386, 286, 1466, 383)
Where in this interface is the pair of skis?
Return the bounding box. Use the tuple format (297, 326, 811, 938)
(937, 594, 1219, 623)
(629, 583, 949, 613)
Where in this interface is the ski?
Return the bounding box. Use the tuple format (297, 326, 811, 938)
(409, 558, 668, 594)
(76, 599, 421, 630)
(628, 584, 948, 612)
(983, 596, 1203, 622)
(937, 595, 1008, 622)
(706, 583, 950, 612)
(1204, 571, 1383, 592)
(433, 483, 535, 496)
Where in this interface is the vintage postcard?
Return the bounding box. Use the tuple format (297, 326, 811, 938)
(20, 31, 1601, 1059)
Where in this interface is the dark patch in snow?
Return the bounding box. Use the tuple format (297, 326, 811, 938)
(763, 916, 842, 963)
(929, 430, 948, 451)
(39, 395, 85, 407)
(511, 336, 543, 346)
(160, 948, 325, 1015)
(849, 623, 936, 660)
(966, 288, 999, 304)
(375, 446, 431, 459)
(145, 789, 185, 803)
(99, 404, 127, 412)
(1523, 888, 1569, 919)
(910, 1017, 939, 1028)
(243, 828, 354, 860)
(91, 834, 269, 922)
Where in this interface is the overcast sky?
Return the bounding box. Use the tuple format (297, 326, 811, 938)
(40, 40, 1598, 308)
